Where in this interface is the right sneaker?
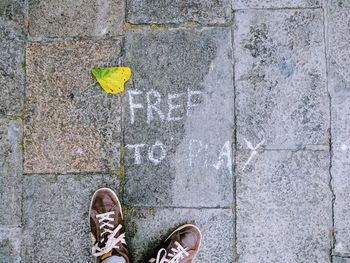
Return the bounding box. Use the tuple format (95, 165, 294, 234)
(149, 224, 202, 263)
(89, 188, 130, 263)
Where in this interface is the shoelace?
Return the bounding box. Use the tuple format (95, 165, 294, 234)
(149, 241, 189, 263)
(92, 211, 126, 257)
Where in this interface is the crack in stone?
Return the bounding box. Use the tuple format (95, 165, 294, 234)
(322, 5, 336, 261)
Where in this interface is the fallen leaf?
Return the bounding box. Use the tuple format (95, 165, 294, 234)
(91, 67, 132, 94)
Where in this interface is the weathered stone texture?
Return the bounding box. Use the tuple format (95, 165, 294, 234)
(332, 96, 350, 256)
(0, 228, 21, 263)
(334, 257, 350, 263)
(123, 28, 234, 207)
(232, 0, 320, 9)
(0, 18, 25, 116)
(235, 9, 329, 150)
(124, 208, 234, 263)
(236, 150, 332, 263)
(22, 174, 120, 263)
(0, 118, 22, 226)
(326, 1, 350, 97)
(326, 1, 350, 256)
(24, 40, 122, 174)
(29, 0, 124, 38)
(126, 0, 232, 24)
(0, 0, 25, 23)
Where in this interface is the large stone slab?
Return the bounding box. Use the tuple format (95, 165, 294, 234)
(28, 0, 124, 38)
(236, 150, 332, 262)
(123, 28, 234, 207)
(126, 0, 232, 25)
(234, 9, 329, 150)
(0, 118, 22, 226)
(22, 174, 120, 263)
(332, 96, 350, 256)
(326, 1, 350, 97)
(326, 2, 350, 256)
(232, 0, 320, 9)
(24, 40, 122, 174)
(124, 208, 234, 262)
(0, 228, 21, 263)
(326, 0, 350, 10)
(0, 0, 25, 23)
(334, 257, 350, 263)
(0, 18, 25, 116)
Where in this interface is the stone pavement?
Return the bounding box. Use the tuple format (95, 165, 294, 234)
(0, 0, 349, 262)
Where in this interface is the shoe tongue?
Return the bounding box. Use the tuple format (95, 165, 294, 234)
(169, 234, 181, 249)
(101, 251, 113, 261)
(99, 233, 109, 247)
(111, 250, 129, 263)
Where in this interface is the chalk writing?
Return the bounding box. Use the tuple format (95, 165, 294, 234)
(167, 93, 185, 121)
(126, 139, 232, 175)
(147, 90, 164, 124)
(189, 139, 203, 167)
(125, 144, 145, 165)
(242, 138, 265, 170)
(128, 90, 143, 125)
(128, 88, 202, 125)
(148, 140, 166, 165)
(213, 141, 233, 175)
(126, 88, 232, 176)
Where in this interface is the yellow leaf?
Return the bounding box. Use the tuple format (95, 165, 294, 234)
(91, 67, 132, 94)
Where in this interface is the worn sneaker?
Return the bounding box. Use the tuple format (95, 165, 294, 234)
(149, 224, 202, 263)
(89, 188, 130, 263)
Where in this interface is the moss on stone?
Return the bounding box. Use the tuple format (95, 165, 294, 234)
(117, 145, 125, 183)
(11, 112, 26, 120)
(150, 24, 168, 31)
(124, 22, 144, 30)
(18, 139, 24, 152)
(123, 206, 137, 216)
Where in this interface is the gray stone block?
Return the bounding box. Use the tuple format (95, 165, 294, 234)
(126, 0, 232, 25)
(326, 1, 350, 97)
(332, 96, 350, 255)
(326, 2, 350, 256)
(0, 0, 25, 96)
(24, 40, 122, 174)
(236, 150, 332, 263)
(325, 0, 350, 12)
(0, 118, 22, 226)
(0, 228, 21, 263)
(28, 0, 124, 38)
(0, 0, 25, 23)
(124, 208, 234, 263)
(0, 18, 25, 116)
(232, 0, 320, 9)
(122, 28, 234, 207)
(331, 92, 350, 259)
(334, 257, 350, 263)
(235, 9, 329, 150)
(22, 174, 120, 263)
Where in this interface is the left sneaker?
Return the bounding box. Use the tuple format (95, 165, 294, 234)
(149, 224, 202, 263)
(89, 188, 130, 263)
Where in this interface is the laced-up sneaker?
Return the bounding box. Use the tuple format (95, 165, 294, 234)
(149, 224, 202, 263)
(89, 188, 130, 263)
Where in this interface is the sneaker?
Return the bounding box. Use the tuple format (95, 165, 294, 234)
(89, 188, 130, 263)
(149, 224, 202, 263)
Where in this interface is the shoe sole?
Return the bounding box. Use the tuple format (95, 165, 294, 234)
(88, 188, 123, 263)
(164, 223, 202, 259)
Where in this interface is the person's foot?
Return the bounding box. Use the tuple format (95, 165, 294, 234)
(89, 188, 130, 263)
(149, 224, 202, 263)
